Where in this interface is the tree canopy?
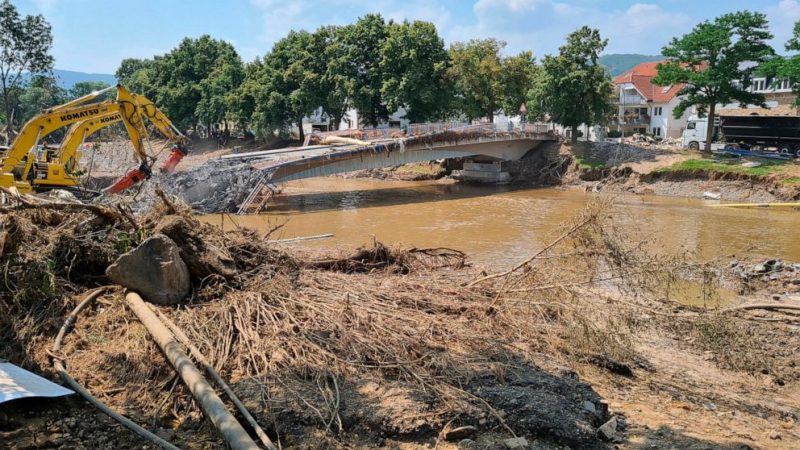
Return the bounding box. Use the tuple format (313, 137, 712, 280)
(759, 21, 800, 106)
(0, 0, 54, 141)
(654, 11, 774, 150)
(529, 26, 613, 143)
(118, 35, 244, 130)
(380, 20, 451, 123)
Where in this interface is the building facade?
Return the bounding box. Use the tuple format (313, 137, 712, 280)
(612, 61, 688, 139)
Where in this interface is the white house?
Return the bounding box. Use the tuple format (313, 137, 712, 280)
(612, 61, 689, 139)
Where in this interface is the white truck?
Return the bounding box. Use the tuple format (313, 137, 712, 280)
(682, 114, 800, 155)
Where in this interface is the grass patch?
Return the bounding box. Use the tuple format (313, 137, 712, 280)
(783, 176, 800, 185)
(655, 157, 789, 176)
(575, 156, 606, 170)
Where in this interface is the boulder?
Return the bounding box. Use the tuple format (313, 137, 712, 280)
(153, 215, 237, 279)
(106, 234, 190, 305)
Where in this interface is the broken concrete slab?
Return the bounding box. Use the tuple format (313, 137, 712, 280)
(106, 234, 190, 305)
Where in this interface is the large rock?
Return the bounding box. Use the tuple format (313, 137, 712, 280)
(106, 234, 190, 305)
(153, 215, 237, 279)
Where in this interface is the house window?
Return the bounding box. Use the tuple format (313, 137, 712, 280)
(653, 107, 663, 116)
(652, 127, 661, 137)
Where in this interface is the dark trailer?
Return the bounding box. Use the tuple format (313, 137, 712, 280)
(720, 115, 800, 154)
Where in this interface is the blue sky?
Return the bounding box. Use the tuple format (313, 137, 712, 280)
(14, 0, 800, 74)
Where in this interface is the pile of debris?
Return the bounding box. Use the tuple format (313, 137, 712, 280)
(3, 192, 798, 448)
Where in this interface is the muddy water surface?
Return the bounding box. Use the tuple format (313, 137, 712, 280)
(209, 178, 800, 271)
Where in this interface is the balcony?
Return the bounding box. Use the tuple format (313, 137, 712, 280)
(619, 93, 646, 105)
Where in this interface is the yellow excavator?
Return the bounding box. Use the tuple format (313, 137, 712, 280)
(0, 84, 188, 194)
(58, 95, 190, 187)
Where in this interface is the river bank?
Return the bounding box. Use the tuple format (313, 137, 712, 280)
(1, 190, 798, 449)
(334, 140, 800, 204)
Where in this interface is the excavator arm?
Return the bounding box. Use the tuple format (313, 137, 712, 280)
(0, 85, 165, 193)
(58, 94, 189, 177)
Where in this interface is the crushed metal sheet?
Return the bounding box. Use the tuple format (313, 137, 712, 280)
(0, 362, 74, 404)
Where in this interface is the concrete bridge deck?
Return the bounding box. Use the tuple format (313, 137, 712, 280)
(221, 122, 556, 184)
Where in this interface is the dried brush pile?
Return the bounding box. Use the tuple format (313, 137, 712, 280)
(2, 191, 796, 448)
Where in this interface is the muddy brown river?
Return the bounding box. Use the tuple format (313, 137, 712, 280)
(207, 178, 800, 270)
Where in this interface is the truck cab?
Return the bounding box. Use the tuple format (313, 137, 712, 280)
(682, 116, 707, 150)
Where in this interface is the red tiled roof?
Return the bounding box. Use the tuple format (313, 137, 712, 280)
(613, 60, 684, 103)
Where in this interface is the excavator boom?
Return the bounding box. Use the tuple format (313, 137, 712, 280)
(0, 85, 185, 193)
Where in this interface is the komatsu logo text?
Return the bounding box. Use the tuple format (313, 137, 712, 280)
(60, 109, 100, 122)
(100, 114, 121, 123)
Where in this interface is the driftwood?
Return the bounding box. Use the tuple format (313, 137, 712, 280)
(722, 303, 800, 313)
(51, 287, 181, 450)
(0, 186, 120, 222)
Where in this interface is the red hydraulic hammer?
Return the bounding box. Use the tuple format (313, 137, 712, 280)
(160, 144, 188, 173)
(105, 162, 152, 193)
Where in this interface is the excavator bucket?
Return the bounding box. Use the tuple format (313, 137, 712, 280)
(105, 163, 152, 193)
(160, 144, 188, 173)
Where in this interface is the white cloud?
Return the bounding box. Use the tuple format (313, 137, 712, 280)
(30, 0, 59, 13)
(767, 0, 800, 52)
(446, 1, 691, 57)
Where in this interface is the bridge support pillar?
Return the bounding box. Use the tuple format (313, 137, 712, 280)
(451, 160, 511, 183)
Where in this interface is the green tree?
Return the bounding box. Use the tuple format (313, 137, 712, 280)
(448, 39, 504, 122)
(759, 21, 800, 106)
(0, 0, 54, 141)
(17, 75, 66, 125)
(115, 58, 151, 87)
(116, 36, 244, 130)
(69, 80, 111, 99)
(654, 11, 774, 151)
(500, 51, 539, 119)
(380, 20, 452, 123)
(530, 26, 613, 144)
(312, 25, 350, 130)
(337, 14, 389, 127)
(241, 30, 323, 141)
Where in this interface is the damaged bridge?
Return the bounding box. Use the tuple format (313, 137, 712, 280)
(170, 123, 557, 213)
(230, 122, 555, 183)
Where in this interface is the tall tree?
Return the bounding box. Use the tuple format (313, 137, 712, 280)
(337, 14, 389, 127)
(314, 25, 350, 130)
(759, 21, 800, 106)
(500, 51, 539, 120)
(0, 0, 54, 141)
(531, 26, 613, 144)
(654, 11, 774, 151)
(115, 58, 151, 87)
(17, 75, 66, 127)
(448, 39, 504, 122)
(115, 36, 244, 130)
(380, 20, 452, 123)
(248, 30, 323, 141)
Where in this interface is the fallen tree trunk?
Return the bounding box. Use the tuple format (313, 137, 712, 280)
(125, 291, 260, 450)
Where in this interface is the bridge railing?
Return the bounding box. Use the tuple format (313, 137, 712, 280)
(306, 121, 552, 146)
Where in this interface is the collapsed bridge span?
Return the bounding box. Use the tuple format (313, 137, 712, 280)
(168, 123, 557, 213)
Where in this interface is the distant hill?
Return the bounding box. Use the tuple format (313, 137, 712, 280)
(51, 69, 116, 89)
(598, 54, 663, 77)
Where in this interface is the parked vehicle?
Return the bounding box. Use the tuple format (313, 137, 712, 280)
(682, 114, 800, 156)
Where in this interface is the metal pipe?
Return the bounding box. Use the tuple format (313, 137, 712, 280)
(151, 307, 277, 450)
(125, 291, 260, 450)
(52, 287, 181, 450)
